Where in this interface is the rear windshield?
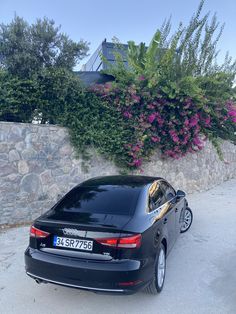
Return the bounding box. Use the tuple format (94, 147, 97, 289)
(55, 185, 141, 216)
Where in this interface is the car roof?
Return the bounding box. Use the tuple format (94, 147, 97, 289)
(80, 175, 163, 188)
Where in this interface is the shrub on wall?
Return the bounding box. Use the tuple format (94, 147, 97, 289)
(0, 68, 82, 124)
(0, 0, 235, 170)
(90, 78, 236, 168)
(62, 90, 134, 167)
(0, 71, 40, 122)
(96, 0, 236, 168)
(36, 68, 84, 124)
(1, 67, 234, 169)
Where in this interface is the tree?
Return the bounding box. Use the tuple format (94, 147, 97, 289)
(0, 15, 89, 77)
(106, 0, 236, 87)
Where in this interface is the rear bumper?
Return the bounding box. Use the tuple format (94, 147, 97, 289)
(25, 247, 151, 294)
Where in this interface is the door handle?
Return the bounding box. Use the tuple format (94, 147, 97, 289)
(175, 208, 179, 212)
(163, 218, 168, 224)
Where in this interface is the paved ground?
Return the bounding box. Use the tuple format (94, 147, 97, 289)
(0, 179, 236, 314)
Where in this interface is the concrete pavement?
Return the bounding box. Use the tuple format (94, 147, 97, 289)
(0, 179, 236, 314)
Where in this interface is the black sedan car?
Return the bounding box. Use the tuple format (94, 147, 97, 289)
(25, 175, 193, 294)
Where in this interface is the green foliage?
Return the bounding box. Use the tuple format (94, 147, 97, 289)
(196, 72, 235, 103)
(98, 0, 236, 166)
(0, 68, 85, 124)
(0, 15, 89, 77)
(0, 71, 39, 122)
(63, 90, 134, 167)
(0, 1, 235, 169)
(105, 0, 236, 89)
(36, 68, 83, 124)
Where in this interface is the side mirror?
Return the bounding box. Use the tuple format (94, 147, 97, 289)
(176, 190, 186, 199)
(167, 192, 175, 201)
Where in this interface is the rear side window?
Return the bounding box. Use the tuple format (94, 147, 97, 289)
(55, 185, 141, 216)
(149, 181, 166, 211)
(160, 181, 176, 200)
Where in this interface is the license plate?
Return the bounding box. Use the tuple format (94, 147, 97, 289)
(53, 236, 93, 251)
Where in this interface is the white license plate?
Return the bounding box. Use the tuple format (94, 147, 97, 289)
(53, 236, 93, 251)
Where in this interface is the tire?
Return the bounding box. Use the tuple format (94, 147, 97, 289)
(146, 244, 166, 294)
(180, 207, 193, 233)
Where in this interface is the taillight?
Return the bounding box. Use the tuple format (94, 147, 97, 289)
(118, 234, 142, 248)
(30, 226, 50, 238)
(96, 234, 141, 249)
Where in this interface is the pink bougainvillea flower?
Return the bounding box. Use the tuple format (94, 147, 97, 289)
(123, 111, 132, 119)
(184, 119, 189, 126)
(156, 116, 164, 126)
(192, 136, 205, 150)
(172, 136, 179, 143)
(183, 98, 192, 109)
(193, 124, 200, 135)
(151, 136, 161, 143)
(164, 150, 180, 159)
(138, 75, 146, 81)
(228, 110, 236, 117)
(189, 114, 199, 127)
(131, 94, 141, 103)
(226, 103, 236, 121)
(148, 113, 156, 123)
(155, 112, 164, 126)
(182, 133, 190, 144)
(169, 130, 179, 143)
(147, 104, 155, 109)
(132, 145, 140, 152)
(223, 115, 228, 121)
(205, 116, 211, 126)
(192, 136, 202, 146)
(226, 100, 236, 117)
(133, 159, 142, 167)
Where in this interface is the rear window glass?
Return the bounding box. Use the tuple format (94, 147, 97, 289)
(55, 185, 141, 216)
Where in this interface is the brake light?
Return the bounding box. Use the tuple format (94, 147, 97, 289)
(96, 234, 141, 249)
(30, 226, 50, 238)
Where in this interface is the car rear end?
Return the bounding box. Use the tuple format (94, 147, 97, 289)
(25, 182, 151, 294)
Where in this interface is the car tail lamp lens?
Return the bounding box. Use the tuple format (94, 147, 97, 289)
(118, 234, 142, 248)
(96, 234, 141, 249)
(30, 226, 50, 238)
(96, 238, 118, 247)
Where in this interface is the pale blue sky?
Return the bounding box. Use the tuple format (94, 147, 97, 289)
(1, 0, 236, 69)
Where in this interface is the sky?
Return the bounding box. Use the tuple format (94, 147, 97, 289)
(1, 0, 236, 69)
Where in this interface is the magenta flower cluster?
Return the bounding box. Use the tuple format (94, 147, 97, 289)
(90, 82, 236, 168)
(227, 100, 236, 123)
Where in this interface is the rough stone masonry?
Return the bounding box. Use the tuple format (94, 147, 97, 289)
(0, 121, 235, 225)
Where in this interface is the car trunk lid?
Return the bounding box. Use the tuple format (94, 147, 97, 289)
(32, 210, 132, 261)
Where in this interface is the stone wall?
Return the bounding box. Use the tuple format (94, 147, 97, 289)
(0, 121, 236, 225)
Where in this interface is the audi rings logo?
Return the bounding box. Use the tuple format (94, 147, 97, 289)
(62, 228, 81, 236)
